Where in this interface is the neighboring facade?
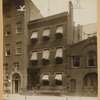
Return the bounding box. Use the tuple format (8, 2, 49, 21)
(3, 0, 42, 94)
(82, 23, 97, 40)
(66, 36, 97, 96)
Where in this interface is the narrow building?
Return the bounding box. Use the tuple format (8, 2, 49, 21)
(3, 0, 42, 94)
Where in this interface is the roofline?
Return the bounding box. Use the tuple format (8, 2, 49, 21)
(71, 36, 97, 47)
(28, 12, 68, 25)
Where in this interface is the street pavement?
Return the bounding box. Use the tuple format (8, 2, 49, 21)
(3, 94, 98, 100)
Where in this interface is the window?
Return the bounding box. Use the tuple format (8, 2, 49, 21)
(55, 47, 63, 64)
(3, 63, 8, 80)
(30, 31, 38, 42)
(88, 51, 96, 66)
(5, 44, 10, 56)
(5, 25, 11, 36)
(16, 22, 22, 33)
(30, 51, 38, 66)
(13, 62, 19, 70)
(55, 25, 63, 38)
(55, 73, 62, 86)
(42, 28, 50, 40)
(83, 73, 97, 89)
(73, 56, 80, 67)
(16, 42, 22, 54)
(42, 74, 49, 86)
(42, 49, 50, 65)
(70, 79, 76, 91)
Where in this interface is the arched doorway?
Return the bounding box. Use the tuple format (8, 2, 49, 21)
(12, 73, 21, 94)
(83, 72, 97, 96)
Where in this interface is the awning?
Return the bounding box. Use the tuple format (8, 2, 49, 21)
(55, 74, 62, 81)
(42, 75, 49, 81)
(42, 49, 50, 60)
(30, 52, 37, 60)
(55, 48, 63, 58)
(30, 31, 38, 39)
(43, 29, 50, 37)
(56, 26, 63, 34)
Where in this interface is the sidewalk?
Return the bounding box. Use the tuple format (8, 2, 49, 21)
(3, 94, 98, 100)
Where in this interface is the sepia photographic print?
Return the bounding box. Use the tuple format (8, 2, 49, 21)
(2, 0, 98, 100)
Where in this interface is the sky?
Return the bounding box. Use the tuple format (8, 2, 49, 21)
(31, 0, 97, 25)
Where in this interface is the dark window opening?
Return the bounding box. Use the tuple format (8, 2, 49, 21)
(43, 80, 49, 86)
(31, 38, 38, 43)
(55, 32, 63, 39)
(42, 36, 50, 41)
(55, 57, 63, 64)
(6, 31, 11, 36)
(55, 80, 62, 86)
(88, 51, 96, 66)
(6, 51, 10, 56)
(42, 59, 49, 65)
(30, 60, 38, 66)
(73, 57, 80, 67)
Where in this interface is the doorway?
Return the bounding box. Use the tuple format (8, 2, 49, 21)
(12, 73, 21, 94)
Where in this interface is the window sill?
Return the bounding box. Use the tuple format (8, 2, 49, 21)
(15, 53, 22, 56)
(87, 66, 97, 67)
(73, 66, 80, 68)
(16, 32, 22, 34)
(5, 35, 11, 37)
(5, 55, 10, 57)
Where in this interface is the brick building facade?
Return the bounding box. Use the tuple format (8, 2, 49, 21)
(3, 0, 42, 94)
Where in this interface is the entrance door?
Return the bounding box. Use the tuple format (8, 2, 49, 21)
(12, 73, 21, 94)
(15, 80, 18, 93)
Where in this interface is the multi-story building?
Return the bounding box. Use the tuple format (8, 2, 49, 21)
(3, 0, 42, 94)
(27, 1, 84, 95)
(67, 36, 97, 96)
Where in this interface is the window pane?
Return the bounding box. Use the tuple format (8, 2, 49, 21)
(16, 22, 22, 33)
(88, 51, 96, 66)
(5, 44, 10, 56)
(16, 42, 22, 54)
(73, 57, 80, 67)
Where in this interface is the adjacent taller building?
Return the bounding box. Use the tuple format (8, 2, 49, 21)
(3, 0, 42, 93)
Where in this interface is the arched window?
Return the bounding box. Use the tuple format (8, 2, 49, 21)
(88, 51, 97, 66)
(83, 73, 97, 87)
(70, 79, 76, 91)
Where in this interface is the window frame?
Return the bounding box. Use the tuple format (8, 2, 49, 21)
(13, 62, 19, 70)
(41, 73, 50, 86)
(54, 72, 63, 86)
(5, 44, 11, 56)
(87, 51, 97, 67)
(72, 56, 80, 68)
(16, 42, 22, 55)
(16, 22, 22, 34)
(5, 25, 11, 36)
